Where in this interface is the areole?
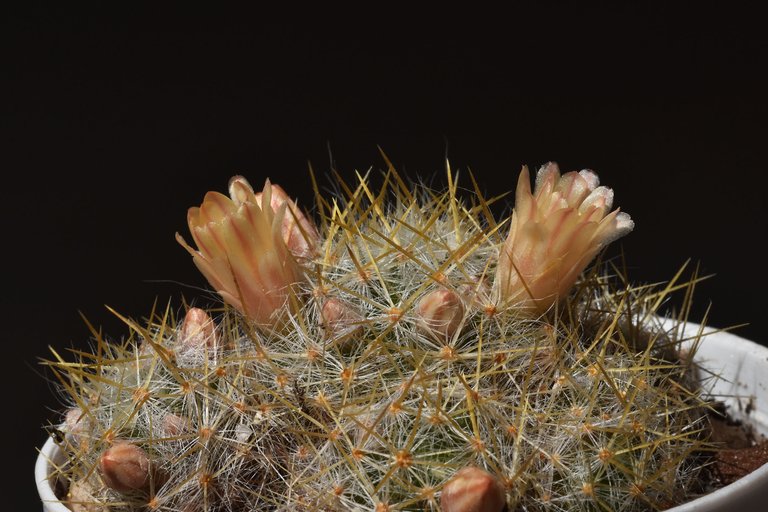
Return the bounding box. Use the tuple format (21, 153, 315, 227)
(36, 321, 768, 512)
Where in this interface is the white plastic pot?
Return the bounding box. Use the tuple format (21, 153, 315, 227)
(36, 434, 69, 512)
(665, 321, 768, 511)
(35, 322, 768, 511)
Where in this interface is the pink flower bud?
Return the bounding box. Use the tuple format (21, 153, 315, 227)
(99, 442, 151, 493)
(160, 413, 191, 437)
(417, 290, 464, 339)
(441, 466, 506, 512)
(67, 478, 105, 512)
(321, 298, 363, 341)
(180, 307, 217, 350)
(63, 407, 89, 445)
(458, 276, 491, 309)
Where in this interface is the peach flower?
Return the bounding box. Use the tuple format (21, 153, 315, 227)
(177, 177, 313, 325)
(495, 162, 633, 313)
(251, 182, 320, 260)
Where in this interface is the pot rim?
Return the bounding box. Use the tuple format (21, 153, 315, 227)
(36, 436, 70, 512)
(664, 320, 768, 511)
(35, 321, 768, 511)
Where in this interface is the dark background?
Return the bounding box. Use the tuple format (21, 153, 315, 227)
(5, 5, 767, 509)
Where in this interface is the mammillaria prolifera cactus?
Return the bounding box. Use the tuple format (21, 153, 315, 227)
(46, 161, 710, 512)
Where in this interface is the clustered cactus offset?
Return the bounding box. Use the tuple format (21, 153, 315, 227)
(45, 161, 714, 511)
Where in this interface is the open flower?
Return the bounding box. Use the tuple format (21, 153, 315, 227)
(495, 162, 634, 313)
(176, 177, 308, 325)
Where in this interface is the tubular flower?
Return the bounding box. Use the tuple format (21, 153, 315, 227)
(251, 182, 320, 259)
(495, 162, 634, 314)
(176, 177, 306, 325)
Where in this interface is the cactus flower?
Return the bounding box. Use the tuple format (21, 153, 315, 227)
(252, 182, 320, 259)
(177, 178, 307, 325)
(495, 163, 633, 313)
(441, 466, 506, 512)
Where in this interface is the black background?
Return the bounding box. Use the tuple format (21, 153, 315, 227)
(5, 5, 767, 509)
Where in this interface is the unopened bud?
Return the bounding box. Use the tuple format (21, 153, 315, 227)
(99, 442, 151, 493)
(180, 308, 217, 350)
(458, 276, 491, 308)
(67, 478, 105, 512)
(253, 182, 321, 259)
(160, 413, 191, 437)
(441, 466, 506, 512)
(417, 290, 464, 339)
(321, 298, 362, 339)
(63, 407, 89, 445)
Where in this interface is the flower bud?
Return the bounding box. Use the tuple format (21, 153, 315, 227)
(458, 276, 491, 309)
(63, 407, 89, 445)
(99, 442, 151, 493)
(252, 182, 321, 260)
(417, 290, 464, 339)
(67, 478, 105, 512)
(321, 298, 362, 339)
(441, 466, 506, 512)
(160, 413, 191, 437)
(180, 307, 217, 350)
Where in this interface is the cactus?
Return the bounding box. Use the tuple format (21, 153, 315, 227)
(45, 162, 713, 511)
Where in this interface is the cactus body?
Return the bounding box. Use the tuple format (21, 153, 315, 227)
(48, 165, 710, 511)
